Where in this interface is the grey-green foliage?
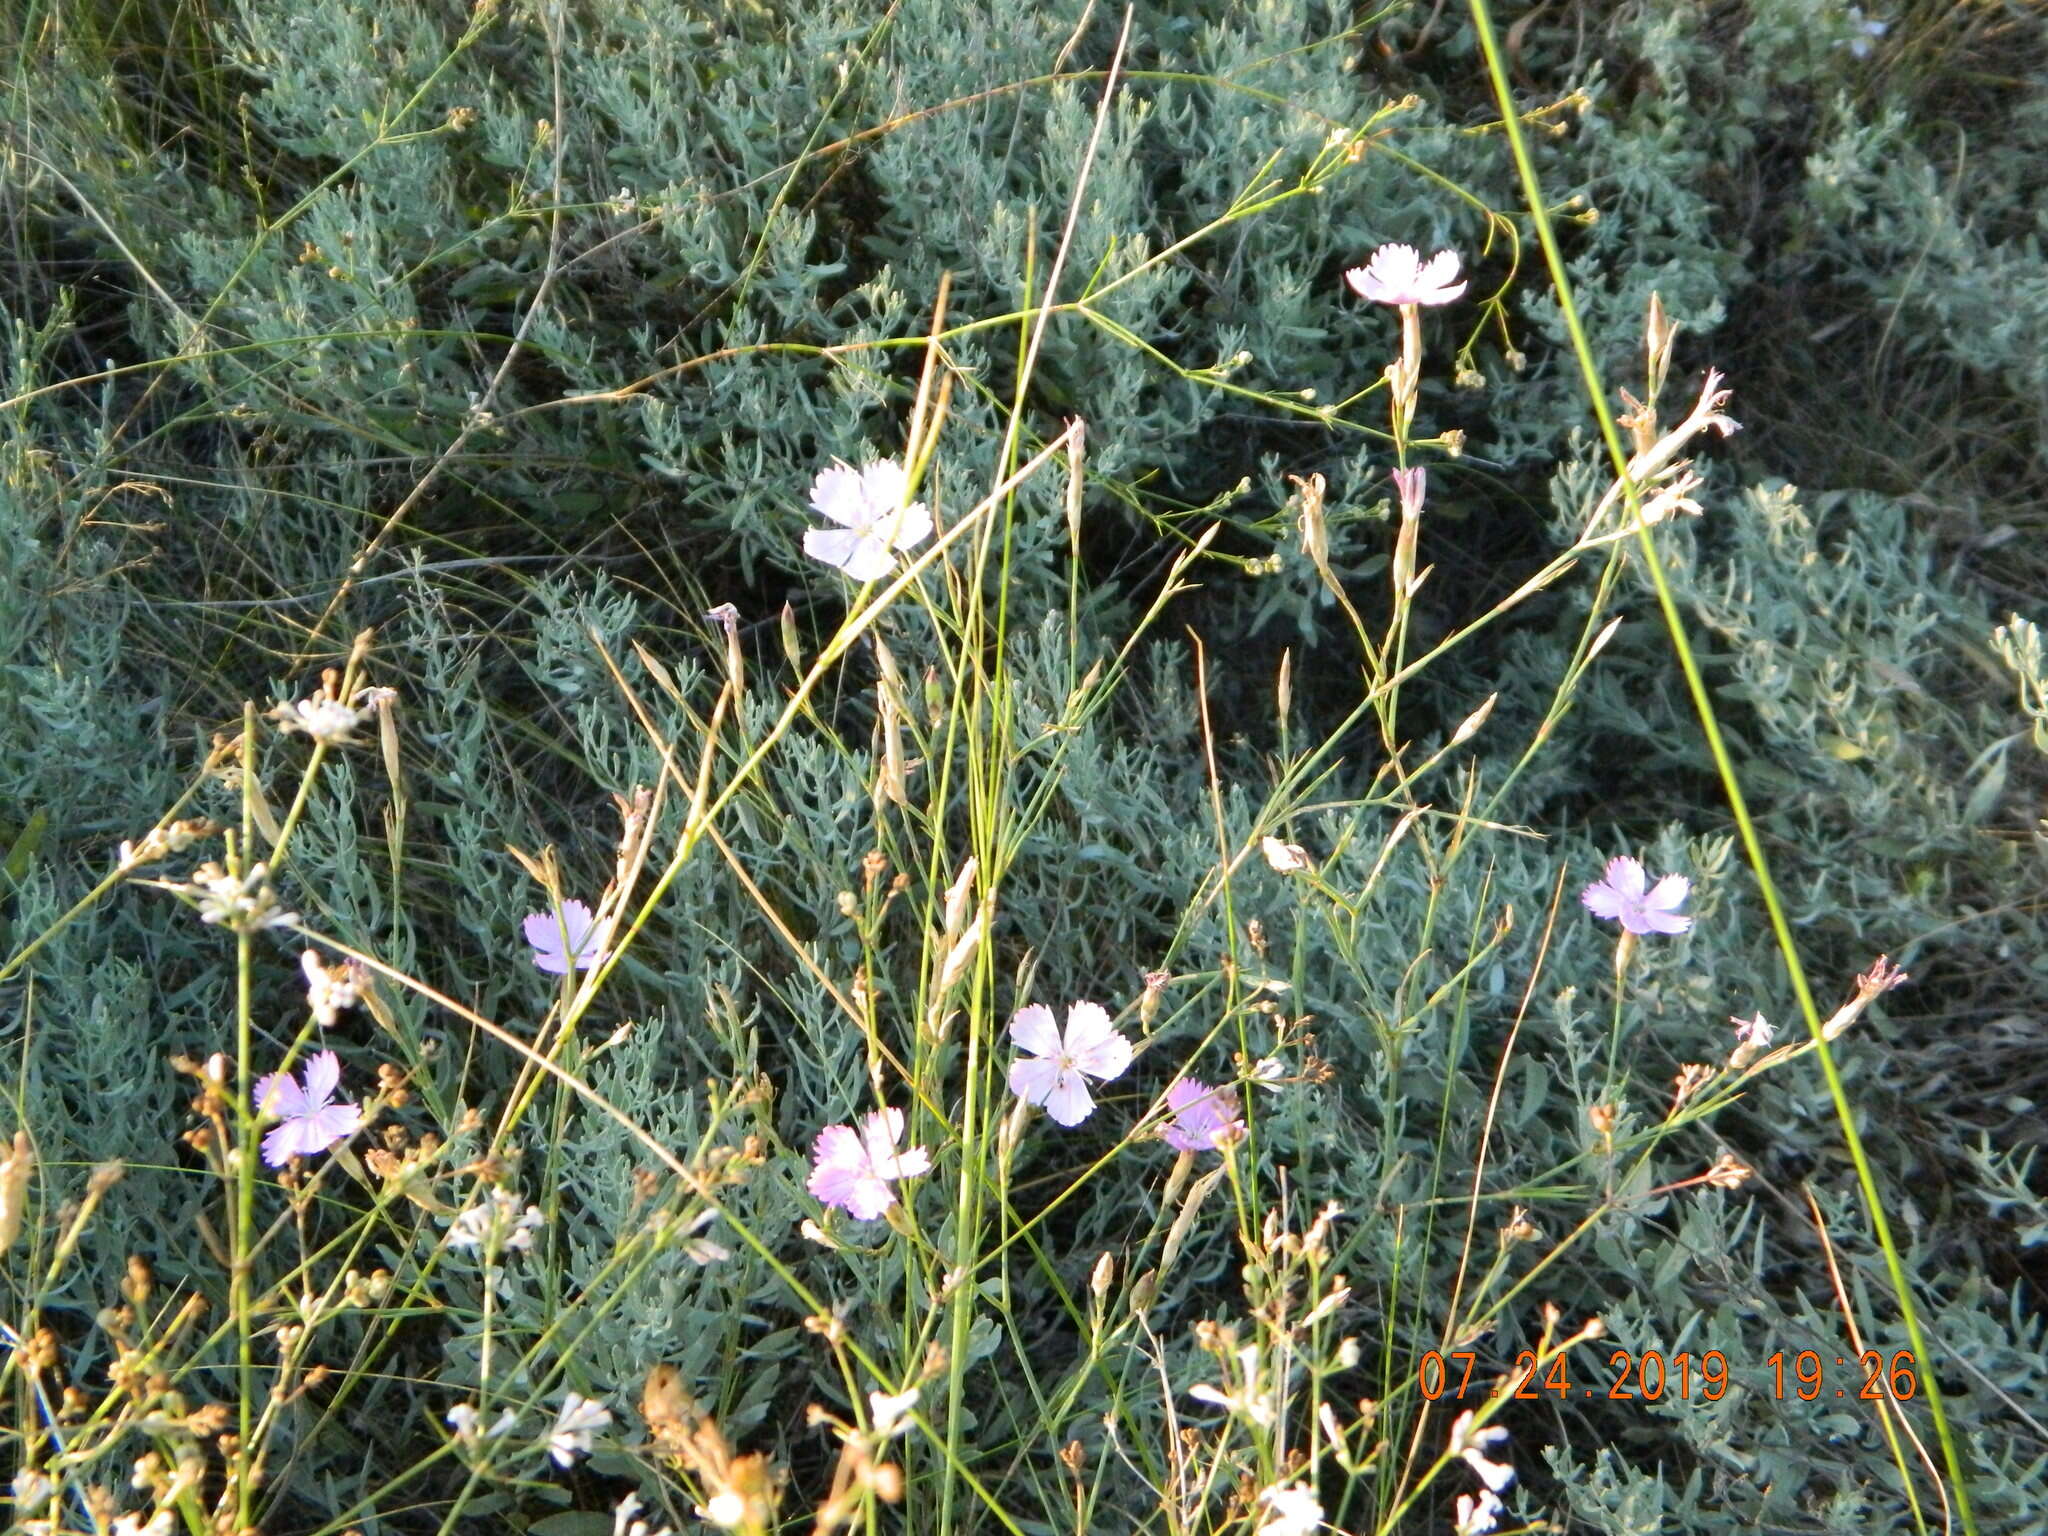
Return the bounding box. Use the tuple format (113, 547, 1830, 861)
(4, 0, 2048, 1530)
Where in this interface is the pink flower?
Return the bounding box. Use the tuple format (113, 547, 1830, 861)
(523, 899, 601, 975)
(1344, 244, 1467, 307)
(801, 458, 933, 582)
(1580, 856, 1693, 936)
(807, 1108, 931, 1221)
(1161, 1078, 1245, 1153)
(1008, 1001, 1133, 1127)
(253, 1050, 362, 1167)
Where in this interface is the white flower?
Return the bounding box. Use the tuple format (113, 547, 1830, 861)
(191, 861, 297, 931)
(1344, 244, 1467, 307)
(1007, 1001, 1133, 1127)
(1732, 1012, 1774, 1050)
(446, 1189, 545, 1253)
(548, 1392, 612, 1466)
(447, 1402, 518, 1446)
(1449, 1409, 1516, 1493)
(300, 948, 362, 1028)
(612, 1492, 675, 1536)
(807, 1108, 932, 1221)
(270, 684, 395, 747)
(1456, 1489, 1506, 1536)
(1260, 835, 1313, 874)
(1258, 1483, 1324, 1536)
(700, 1493, 748, 1528)
(801, 458, 933, 581)
(869, 1386, 920, 1436)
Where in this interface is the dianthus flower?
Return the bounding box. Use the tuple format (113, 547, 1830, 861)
(1344, 244, 1467, 307)
(802, 458, 933, 581)
(1580, 856, 1692, 936)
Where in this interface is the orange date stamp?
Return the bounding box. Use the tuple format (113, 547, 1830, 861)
(1418, 1347, 1919, 1403)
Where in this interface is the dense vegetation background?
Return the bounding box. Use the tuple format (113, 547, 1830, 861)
(3, 0, 2046, 1532)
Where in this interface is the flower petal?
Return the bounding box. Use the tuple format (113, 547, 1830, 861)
(804, 527, 896, 581)
(1008, 1003, 1062, 1058)
(1062, 1002, 1131, 1080)
(1644, 874, 1692, 912)
(1040, 1068, 1097, 1127)
(857, 458, 911, 516)
(556, 899, 596, 954)
(1602, 856, 1648, 900)
(810, 1123, 866, 1172)
(878, 500, 932, 553)
(1635, 905, 1693, 936)
(859, 1107, 908, 1165)
(808, 462, 869, 527)
(260, 1120, 304, 1167)
(304, 1101, 363, 1149)
(1009, 1054, 1064, 1107)
(1416, 249, 1468, 302)
(301, 1049, 342, 1108)
(522, 909, 562, 950)
(1580, 881, 1625, 921)
(840, 1174, 897, 1221)
(254, 1069, 305, 1121)
(882, 1144, 931, 1180)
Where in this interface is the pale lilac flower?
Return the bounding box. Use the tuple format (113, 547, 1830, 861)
(1732, 1012, 1774, 1051)
(801, 458, 933, 582)
(1008, 1001, 1133, 1127)
(1161, 1078, 1245, 1153)
(1580, 856, 1693, 936)
(1344, 244, 1467, 307)
(523, 898, 602, 974)
(548, 1392, 612, 1466)
(1449, 1409, 1516, 1492)
(253, 1050, 362, 1167)
(807, 1108, 931, 1221)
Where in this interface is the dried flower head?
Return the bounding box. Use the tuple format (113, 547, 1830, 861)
(1704, 1152, 1753, 1190)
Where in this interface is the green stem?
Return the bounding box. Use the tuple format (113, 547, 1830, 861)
(1465, 0, 1975, 1526)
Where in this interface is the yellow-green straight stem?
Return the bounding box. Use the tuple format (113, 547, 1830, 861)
(1464, 0, 1973, 1524)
